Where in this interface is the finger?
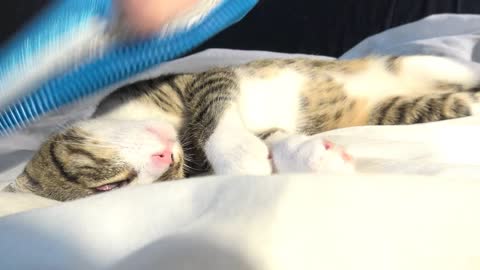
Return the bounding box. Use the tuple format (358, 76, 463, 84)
(118, 0, 200, 35)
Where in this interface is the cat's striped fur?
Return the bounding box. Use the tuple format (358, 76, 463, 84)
(9, 55, 480, 201)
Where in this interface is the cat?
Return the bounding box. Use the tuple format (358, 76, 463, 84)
(5, 55, 480, 202)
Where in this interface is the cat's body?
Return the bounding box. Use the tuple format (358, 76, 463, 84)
(6, 55, 480, 201)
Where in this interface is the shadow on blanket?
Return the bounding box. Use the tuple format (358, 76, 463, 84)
(0, 220, 97, 269)
(1, 219, 256, 270)
(109, 234, 257, 270)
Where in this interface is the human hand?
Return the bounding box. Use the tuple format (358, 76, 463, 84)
(118, 0, 200, 35)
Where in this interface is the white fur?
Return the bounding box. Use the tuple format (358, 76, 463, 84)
(400, 56, 478, 88)
(337, 56, 478, 105)
(270, 134, 355, 174)
(204, 106, 272, 175)
(236, 69, 305, 133)
(472, 101, 480, 116)
(338, 60, 409, 103)
(100, 100, 183, 129)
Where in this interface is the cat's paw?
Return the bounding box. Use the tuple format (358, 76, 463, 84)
(205, 132, 272, 176)
(270, 134, 355, 174)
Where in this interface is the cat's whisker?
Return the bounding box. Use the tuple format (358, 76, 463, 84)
(182, 163, 195, 171)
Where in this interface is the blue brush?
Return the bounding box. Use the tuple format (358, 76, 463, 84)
(0, 0, 257, 136)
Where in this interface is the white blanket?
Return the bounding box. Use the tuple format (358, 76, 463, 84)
(1, 14, 480, 270)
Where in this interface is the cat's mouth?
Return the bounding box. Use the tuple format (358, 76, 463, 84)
(93, 180, 131, 192)
(91, 171, 137, 193)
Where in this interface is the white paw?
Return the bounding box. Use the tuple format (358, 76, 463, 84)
(205, 131, 272, 176)
(471, 95, 480, 116)
(271, 134, 355, 174)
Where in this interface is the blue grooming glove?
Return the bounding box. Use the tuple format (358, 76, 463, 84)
(0, 0, 257, 135)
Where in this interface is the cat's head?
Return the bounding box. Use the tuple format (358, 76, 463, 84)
(14, 118, 185, 201)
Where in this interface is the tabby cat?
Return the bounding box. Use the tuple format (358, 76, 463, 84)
(6, 55, 480, 201)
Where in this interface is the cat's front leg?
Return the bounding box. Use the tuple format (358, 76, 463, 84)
(201, 105, 273, 176)
(186, 70, 272, 176)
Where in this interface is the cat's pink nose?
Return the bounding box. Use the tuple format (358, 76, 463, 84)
(323, 140, 334, 150)
(151, 150, 173, 166)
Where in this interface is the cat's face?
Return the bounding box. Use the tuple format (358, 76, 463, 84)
(15, 119, 185, 201)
